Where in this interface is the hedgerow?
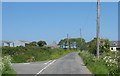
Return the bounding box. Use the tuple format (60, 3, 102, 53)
(79, 51, 120, 75)
(2, 46, 76, 63)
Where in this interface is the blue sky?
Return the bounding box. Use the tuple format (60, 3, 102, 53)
(2, 2, 118, 44)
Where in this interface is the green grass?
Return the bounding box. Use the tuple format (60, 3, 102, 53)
(2, 68, 16, 76)
(87, 61, 109, 74)
(2, 46, 76, 63)
(79, 52, 109, 76)
(79, 51, 120, 76)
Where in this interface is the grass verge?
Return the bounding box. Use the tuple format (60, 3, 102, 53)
(79, 51, 120, 76)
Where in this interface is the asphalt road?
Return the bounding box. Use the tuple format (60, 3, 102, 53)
(12, 52, 91, 75)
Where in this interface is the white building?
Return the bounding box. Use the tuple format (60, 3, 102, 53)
(1, 40, 30, 47)
(110, 41, 120, 52)
(1, 41, 14, 47)
(13, 40, 30, 47)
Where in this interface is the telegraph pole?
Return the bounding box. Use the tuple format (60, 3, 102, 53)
(67, 34, 69, 49)
(80, 28, 82, 51)
(80, 28, 82, 41)
(96, 0, 100, 59)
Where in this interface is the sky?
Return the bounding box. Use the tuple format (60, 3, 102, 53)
(1, 0, 120, 2)
(2, 2, 118, 44)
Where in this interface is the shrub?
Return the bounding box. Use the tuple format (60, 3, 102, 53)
(85, 38, 110, 55)
(79, 51, 109, 74)
(101, 52, 120, 75)
(79, 51, 120, 75)
(2, 46, 76, 63)
(0, 57, 4, 75)
(1, 56, 16, 75)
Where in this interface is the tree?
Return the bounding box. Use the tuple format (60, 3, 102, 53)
(75, 38, 85, 50)
(25, 41, 37, 46)
(58, 38, 85, 50)
(86, 38, 97, 54)
(58, 40, 64, 48)
(37, 41, 47, 47)
(100, 38, 110, 53)
(86, 38, 110, 55)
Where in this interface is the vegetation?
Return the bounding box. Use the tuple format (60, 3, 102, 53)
(25, 40, 47, 47)
(2, 46, 76, 63)
(58, 38, 85, 50)
(79, 51, 109, 74)
(79, 51, 120, 75)
(84, 38, 110, 55)
(79, 38, 120, 75)
(37, 41, 47, 47)
(25, 41, 37, 46)
(0, 56, 16, 76)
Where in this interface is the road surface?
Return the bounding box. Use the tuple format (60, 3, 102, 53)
(12, 52, 91, 75)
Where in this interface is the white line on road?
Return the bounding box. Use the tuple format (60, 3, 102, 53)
(35, 60, 56, 76)
(12, 63, 30, 65)
(23, 63, 30, 64)
(44, 60, 52, 65)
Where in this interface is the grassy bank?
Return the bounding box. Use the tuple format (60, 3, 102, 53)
(2, 46, 76, 63)
(79, 51, 120, 75)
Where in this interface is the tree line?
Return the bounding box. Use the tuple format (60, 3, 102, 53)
(58, 38, 85, 50)
(58, 37, 110, 55)
(25, 40, 47, 47)
(24, 38, 110, 56)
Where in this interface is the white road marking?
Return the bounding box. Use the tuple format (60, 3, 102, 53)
(23, 63, 30, 64)
(12, 63, 30, 65)
(44, 60, 52, 65)
(35, 60, 56, 76)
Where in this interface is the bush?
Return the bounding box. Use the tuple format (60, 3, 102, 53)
(79, 51, 109, 74)
(0, 57, 3, 75)
(2, 46, 76, 63)
(101, 52, 120, 75)
(79, 51, 120, 75)
(0, 56, 16, 75)
(85, 38, 110, 55)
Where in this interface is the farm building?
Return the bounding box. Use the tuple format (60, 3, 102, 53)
(110, 41, 120, 52)
(1, 40, 30, 47)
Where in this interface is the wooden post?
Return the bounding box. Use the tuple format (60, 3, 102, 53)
(96, 0, 100, 59)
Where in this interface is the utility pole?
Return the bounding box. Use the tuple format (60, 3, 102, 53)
(67, 34, 69, 49)
(80, 28, 82, 41)
(80, 28, 82, 51)
(67, 34, 71, 49)
(96, 0, 100, 59)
